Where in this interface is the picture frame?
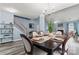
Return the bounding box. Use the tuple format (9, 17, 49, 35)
(29, 23, 34, 29)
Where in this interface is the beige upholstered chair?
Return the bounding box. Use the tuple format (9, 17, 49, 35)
(32, 32, 39, 37)
(20, 34, 48, 55)
(40, 32, 44, 36)
(20, 34, 33, 54)
(53, 34, 69, 55)
(55, 31, 62, 35)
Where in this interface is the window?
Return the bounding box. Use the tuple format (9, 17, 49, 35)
(58, 23, 63, 27)
(68, 22, 75, 32)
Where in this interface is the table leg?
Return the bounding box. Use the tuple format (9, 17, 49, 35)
(61, 43, 65, 55)
(47, 49, 53, 55)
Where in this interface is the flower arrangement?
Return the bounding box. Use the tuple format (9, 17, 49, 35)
(48, 20, 54, 33)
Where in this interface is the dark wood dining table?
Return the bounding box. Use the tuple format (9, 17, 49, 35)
(31, 35, 65, 55)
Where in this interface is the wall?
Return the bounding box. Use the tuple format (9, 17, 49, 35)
(45, 4, 79, 33)
(0, 11, 46, 42)
(34, 17, 40, 31)
(14, 16, 37, 37)
(14, 16, 42, 41)
(13, 26, 22, 41)
(46, 4, 79, 22)
(39, 13, 45, 32)
(0, 11, 14, 42)
(0, 11, 14, 24)
(0, 11, 25, 41)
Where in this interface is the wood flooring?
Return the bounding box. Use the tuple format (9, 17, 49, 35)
(0, 40, 26, 55)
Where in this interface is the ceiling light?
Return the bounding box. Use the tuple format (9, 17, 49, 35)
(4, 8, 18, 13)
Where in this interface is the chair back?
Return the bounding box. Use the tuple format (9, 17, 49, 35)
(63, 31, 76, 54)
(61, 34, 70, 54)
(56, 31, 62, 36)
(57, 30, 64, 35)
(20, 34, 33, 54)
(40, 31, 44, 36)
(32, 32, 39, 37)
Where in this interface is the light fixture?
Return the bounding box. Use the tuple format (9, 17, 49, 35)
(54, 21, 60, 23)
(4, 8, 18, 13)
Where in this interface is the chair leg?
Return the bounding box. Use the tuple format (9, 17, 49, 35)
(60, 42, 65, 55)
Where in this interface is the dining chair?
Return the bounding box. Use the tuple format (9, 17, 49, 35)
(20, 34, 48, 55)
(53, 34, 69, 55)
(64, 31, 77, 55)
(61, 31, 76, 55)
(55, 30, 64, 36)
(57, 30, 64, 35)
(29, 31, 34, 39)
(32, 32, 39, 37)
(40, 31, 44, 36)
(61, 35, 69, 55)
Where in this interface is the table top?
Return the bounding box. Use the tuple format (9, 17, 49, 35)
(32, 35, 64, 43)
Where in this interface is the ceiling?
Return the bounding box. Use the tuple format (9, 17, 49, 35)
(0, 3, 77, 19)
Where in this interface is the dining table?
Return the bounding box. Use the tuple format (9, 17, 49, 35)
(31, 34, 65, 55)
